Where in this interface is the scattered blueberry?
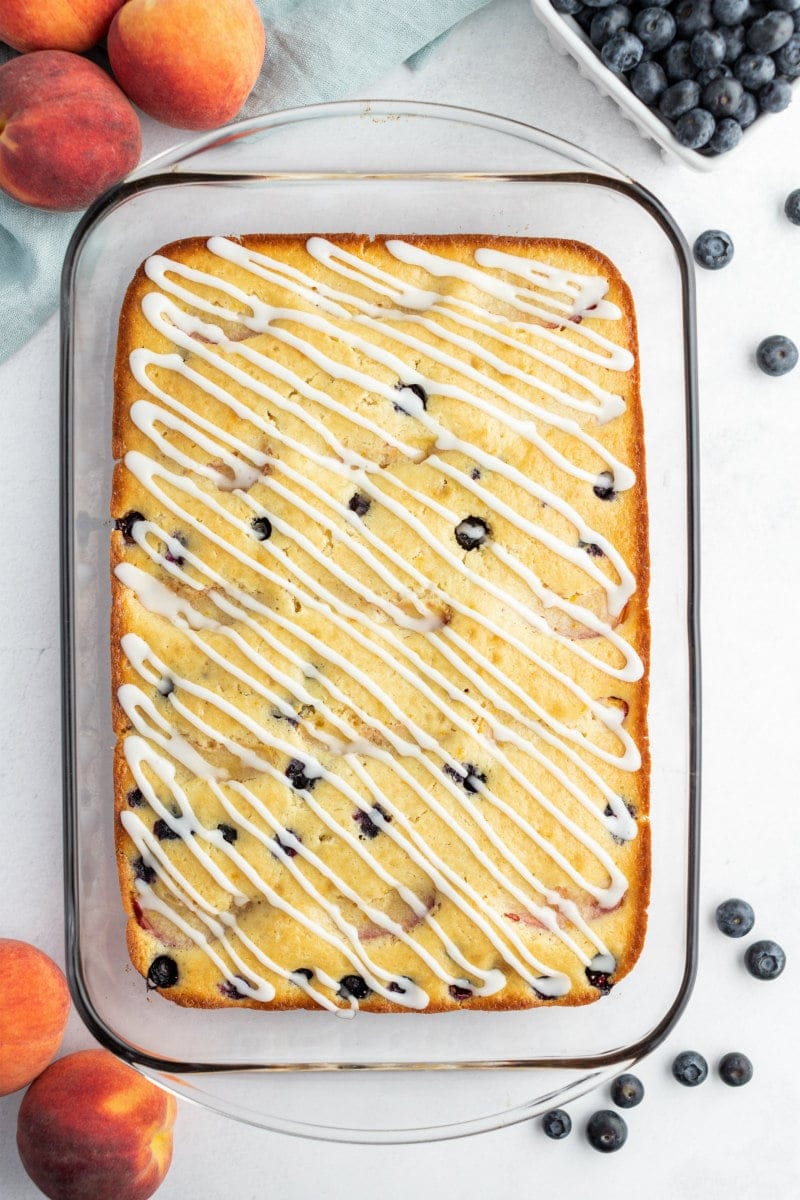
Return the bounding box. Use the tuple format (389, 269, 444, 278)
(448, 983, 474, 1001)
(756, 334, 798, 375)
(712, 0, 748, 25)
(672, 1050, 709, 1086)
(454, 516, 490, 550)
(632, 59, 669, 102)
(675, 0, 715, 38)
(592, 5, 631, 48)
(718, 1051, 753, 1086)
(353, 803, 392, 839)
(127, 787, 144, 808)
(217, 822, 238, 844)
(394, 382, 427, 415)
(709, 114, 743, 148)
(734, 50, 776, 88)
(744, 938, 786, 979)
(115, 510, 144, 544)
(691, 27, 727, 66)
(133, 856, 156, 885)
(659, 78, 702, 118)
(147, 955, 179, 990)
(593, 470, 617, 500)
(715, 897, 755, 936)
(785, 187, 800, 223)
(153, 818, 181, 841)
(601, 30, 645, 73)
(759, 76, 793, 110)
(251, 516, 272, 541)
(285, 757, 320, 790)
(634, 7, 678, 53)
(586, 1110, 628, 1153)
(776, 33, 800, 75)
(610, 1073, 645, 1108)
(542, 1109, 573, 1139)
(675, 106, 716, 146)
(703, 74, 744, 113)
(747, 11, 794, 53)
(274, 829, 301, 858)
(348, 492, 371, 518)
(338, 974, 371, 1001)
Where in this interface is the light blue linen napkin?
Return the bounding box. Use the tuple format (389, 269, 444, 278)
(0, 0, 490, 364)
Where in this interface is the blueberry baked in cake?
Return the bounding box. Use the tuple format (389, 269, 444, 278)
(111, 233, 650, 1014)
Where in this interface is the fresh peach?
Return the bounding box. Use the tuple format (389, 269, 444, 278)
(17, 1049, 177, 1200)
(0, 51, 141, 210)
(0, 939, 70, 1097)
(107, 0, 265, 130)
(0, 1, 125, 53)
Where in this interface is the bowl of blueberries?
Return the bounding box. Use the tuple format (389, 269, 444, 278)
(531, 0, 800, 164)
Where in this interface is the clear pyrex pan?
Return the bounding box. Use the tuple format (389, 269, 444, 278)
(60, 101, 700, 1142)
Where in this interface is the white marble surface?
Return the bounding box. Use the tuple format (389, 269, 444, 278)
(1, 0, 797, 1194)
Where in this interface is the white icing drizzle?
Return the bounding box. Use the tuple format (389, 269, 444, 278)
(115, 234, 645, 1012)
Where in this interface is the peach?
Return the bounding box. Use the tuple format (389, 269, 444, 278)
(0, 1, 125, 53)
(17, 1049, 177, 1200)
(0, 51, 141, 211)
(0, 939, 70, 1097)
(108, 0, 266, 130)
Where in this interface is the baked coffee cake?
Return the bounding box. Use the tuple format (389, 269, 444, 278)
(111, 233, 650, 1014)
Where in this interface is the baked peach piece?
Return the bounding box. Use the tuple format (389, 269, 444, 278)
(0, 938, 70, 1097)
(17, 1049, 177, 1200)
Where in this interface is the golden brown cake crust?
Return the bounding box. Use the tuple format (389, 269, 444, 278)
(112, 232, 650, 1014)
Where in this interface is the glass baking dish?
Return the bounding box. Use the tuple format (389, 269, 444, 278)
(60, 100, 700, 1143)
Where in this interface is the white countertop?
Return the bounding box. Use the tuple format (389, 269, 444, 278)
(0, 0, 796, 1195)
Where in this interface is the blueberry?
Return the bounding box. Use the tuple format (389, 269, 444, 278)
(691, 28, 727, 66)
(776, 32, 800, 75)
(672, 1050, 708, 1086)
(601, 29, 645, 71)
(274, 829, 301, 857)
(394, 382, 427, 415)
(586, 1110, 628, 1152)
(338, 974, 371, 1000)
(575, 5, 596, 31)
(715, 896, 755, 936)
(785, 188, 800, 224)
(156, 676, 174, 697)
(578, 539, 605, 557)
(251, 516, 272, 541)
(127, 787, 144, 808)
(759, 76, 793, 112)
(744, 938, 787, 979)
(659, 78, 702, 117)
(585, 956, 615, 993)
(708, 115, 743, 150)
(675, 107, 716, 147)
(703, 75, 744, 114)
(718, 1051, 753, 1086)
(593, 470, 617, 500)
(756, 334, 798, 375)
(675, 0, 714, 37)
(348, 492, 371, 517)
(542, 1109, 573, 1139)
(733, 88, 759, 125)
(387, 977, 413, 995)
(448, 983, 474, 1001)
(147, 954, 178, 990)
(284, 757, 320, 790)
(735, 50, 775, 88)
(470, 466, 481, 480)
(774, 0, 800, 10)
(454, 516, 490, 550)
(582, 0, 620, 8)
(219, 975, 252, 1000)
(217, 822, 238, 844)
(634, 7, 677, 52)
(591, 4, 631, 48)
(353, 803, 392, 839)
(115, 510, 144, 544)
(153, 818, 181, 841)
(610, 1073, 645, 1108)
(631, 58, 669, 101)
(292, 967, 314, 981)
(443, 761, 487, 793)
(712, 0, 748, 23)
(747, 11, 794, 53)
(697, 64, 733, 86)
(133, 856, 157, 885)
(551, 0, 584, 10)
(663, 41, 697, 81)
(720, 24, 746, 62)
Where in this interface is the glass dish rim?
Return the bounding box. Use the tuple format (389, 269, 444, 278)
(59, 99, 701, 1086)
